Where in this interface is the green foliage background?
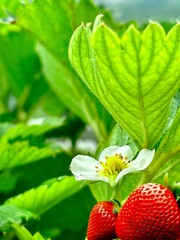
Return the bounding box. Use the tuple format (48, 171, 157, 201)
(0, 0, 179, 239)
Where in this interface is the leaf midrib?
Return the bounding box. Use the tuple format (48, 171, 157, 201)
(93, 26, 143, 146)
(130, 29, 148, 148)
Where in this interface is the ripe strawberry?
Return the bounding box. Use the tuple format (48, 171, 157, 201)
(116, 183, 180, 240)
(87, 201, 118, 240)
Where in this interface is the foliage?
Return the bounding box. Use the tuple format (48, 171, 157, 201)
(0, 0, 179, 239)
(69, 16, 179, 149)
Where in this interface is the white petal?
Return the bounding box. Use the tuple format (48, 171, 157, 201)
(70, 155, 107, 182)
(130, 149, 155, 170)
(115, 167, 136, 183)
(99, 145, 133, 163)
(115, 149, 155, 183)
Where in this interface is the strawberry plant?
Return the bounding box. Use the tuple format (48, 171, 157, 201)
(0, 0, 179, 239)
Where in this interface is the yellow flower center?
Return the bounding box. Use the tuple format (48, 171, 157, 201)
(96, 153, 129, 178)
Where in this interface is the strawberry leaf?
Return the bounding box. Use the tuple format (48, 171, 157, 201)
(152, 154, 180, 185)
(0, 205, 38, 232)
(69, 16, 180, 148)
(109, 124, 138, 154)
(0, 171, 19, 193)
(5, 176, 82, 215)
(89, 182, 114, 202)
(36, 43, 113, 140)
(2, 116, 65, 140)
(32, 233, 47, 240)
(152, 109, 180, 176)
(0, 120, 65, 170)
(12, 223, 47, 240)
(0, 140, 55, 170)
(9, 0, 115, 140)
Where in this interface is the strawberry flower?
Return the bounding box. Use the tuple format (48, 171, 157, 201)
(70, 145, 155, 188)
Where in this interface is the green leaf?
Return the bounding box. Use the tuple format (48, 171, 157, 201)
(0, 25, 40, 97)
(150, 109, 180, 181)
(69, 17, 180, 148)
(0, 123, 14, 138)
(10, 151, 72, 196)
(8, 0, 114, 140)
(89, 182, 113, 202)
(17, 0, 74, 62)
(36, 41, 113, 141)
(164, 94, 179, 130)
(36, 43, 92, 123)
(0, 120, 66, 171)
(0, 171, 19, 193)
(0, 61, 9, 104)
(0, 0, 24, 19)
(0, 140, 55, 170)
(0, 24, 53, 121)
(109, 124, 138, 153)
(33, 186, 95, 239)
(152, 154, 180, 185)
(160, 109, 180, 157)
(33, 232, 47, 240)
(5, 176, 82, 215)
(11, 223, 48, 240)
(117, 172, 143, 204)
(11, 223, 33, 240)
(0, 205, 38, 232)
(2, 117, 65, 141)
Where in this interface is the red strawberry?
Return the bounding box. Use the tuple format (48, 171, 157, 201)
(116, 183, 180, 240)
(87, 201, 118, 240)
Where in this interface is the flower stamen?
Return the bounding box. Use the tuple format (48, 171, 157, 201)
(98, 153, 129, 178)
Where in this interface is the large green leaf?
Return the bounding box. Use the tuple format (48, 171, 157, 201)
(5, 176, 82, 215)
(69, 16, 180, 148)
(0, 205, 38, 232)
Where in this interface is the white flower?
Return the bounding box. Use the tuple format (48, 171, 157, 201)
(70, 145, 155, 187)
